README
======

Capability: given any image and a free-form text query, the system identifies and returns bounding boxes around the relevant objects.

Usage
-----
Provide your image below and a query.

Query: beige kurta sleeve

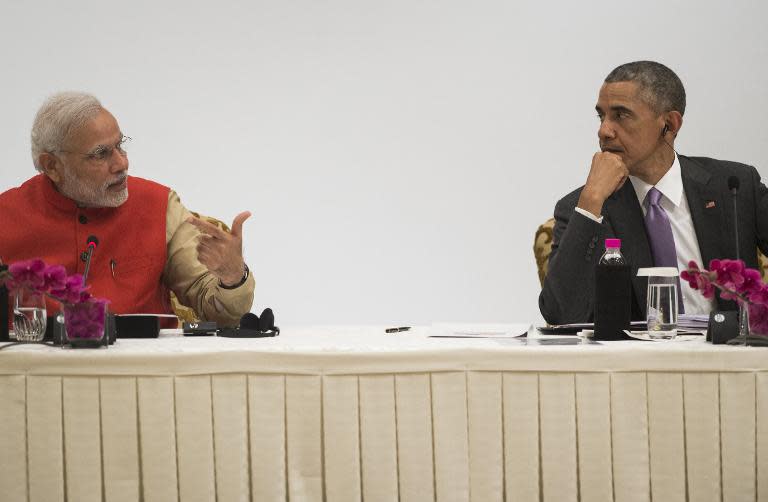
[162,190,255,327]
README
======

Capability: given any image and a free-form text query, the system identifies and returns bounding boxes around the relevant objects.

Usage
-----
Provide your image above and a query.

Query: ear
[38,152,64,184]
[663,111,683,138]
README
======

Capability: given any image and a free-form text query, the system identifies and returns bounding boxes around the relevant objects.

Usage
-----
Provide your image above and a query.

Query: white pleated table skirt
[0,327,766,502]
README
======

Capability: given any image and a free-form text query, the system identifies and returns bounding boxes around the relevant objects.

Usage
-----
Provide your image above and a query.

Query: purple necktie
[644,187,684,313]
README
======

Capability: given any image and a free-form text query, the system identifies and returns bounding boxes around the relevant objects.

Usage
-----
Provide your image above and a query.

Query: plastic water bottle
[599,238,626,266]
[594,238,632,340]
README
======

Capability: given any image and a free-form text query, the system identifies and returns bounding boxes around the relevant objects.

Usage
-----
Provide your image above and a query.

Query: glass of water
[646,270,679,340]
[13,289,47,342]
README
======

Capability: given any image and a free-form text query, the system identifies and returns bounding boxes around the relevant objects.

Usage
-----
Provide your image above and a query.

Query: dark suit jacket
[539,155,768,324]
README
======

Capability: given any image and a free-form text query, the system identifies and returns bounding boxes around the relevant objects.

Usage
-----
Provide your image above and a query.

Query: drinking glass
[13,289,47,342]
[647,274,678,339]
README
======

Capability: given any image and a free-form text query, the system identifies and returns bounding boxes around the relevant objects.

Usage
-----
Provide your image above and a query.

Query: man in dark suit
[539,61,768,324]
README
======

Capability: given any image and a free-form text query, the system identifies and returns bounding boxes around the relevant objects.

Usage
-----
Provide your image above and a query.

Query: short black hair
[605,61,686,116]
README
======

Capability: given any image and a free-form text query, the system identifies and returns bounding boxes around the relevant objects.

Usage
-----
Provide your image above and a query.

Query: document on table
[677,313,709,330]
[428,323,531,338]
[117,314,178,318]
[538,321,646,334]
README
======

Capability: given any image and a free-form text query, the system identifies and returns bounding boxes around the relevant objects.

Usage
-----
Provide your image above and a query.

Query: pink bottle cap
[605,238,621,248]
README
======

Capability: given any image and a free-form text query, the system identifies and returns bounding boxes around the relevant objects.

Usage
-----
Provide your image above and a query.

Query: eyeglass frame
[53,134,132,164]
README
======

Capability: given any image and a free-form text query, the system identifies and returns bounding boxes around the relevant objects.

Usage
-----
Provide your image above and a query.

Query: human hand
[187,211,251,286]
[577,152,629,217]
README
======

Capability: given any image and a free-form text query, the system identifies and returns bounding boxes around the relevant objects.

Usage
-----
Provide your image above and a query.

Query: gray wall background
[1,1,766,325]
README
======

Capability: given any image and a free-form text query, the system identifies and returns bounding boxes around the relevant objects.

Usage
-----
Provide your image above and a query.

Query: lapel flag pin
[705,200,716,209]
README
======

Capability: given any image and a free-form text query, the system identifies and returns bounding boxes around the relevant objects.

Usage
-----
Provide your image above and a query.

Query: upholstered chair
[533,218,555,287]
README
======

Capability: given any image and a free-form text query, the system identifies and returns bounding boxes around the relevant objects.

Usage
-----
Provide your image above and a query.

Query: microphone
[82,235,99,285]
[728,175,740,194]
[728,176,740,261]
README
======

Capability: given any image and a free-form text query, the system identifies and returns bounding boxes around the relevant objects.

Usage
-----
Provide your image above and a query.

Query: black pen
[385,326,411,333]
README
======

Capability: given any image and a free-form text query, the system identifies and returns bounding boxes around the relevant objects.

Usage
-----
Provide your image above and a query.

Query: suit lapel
[603,182,653,313]
[680,156,725,267]
[681,156,736,310]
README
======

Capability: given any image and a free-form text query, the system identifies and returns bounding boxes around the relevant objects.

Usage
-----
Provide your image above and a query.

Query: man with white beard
[0,92,254,326]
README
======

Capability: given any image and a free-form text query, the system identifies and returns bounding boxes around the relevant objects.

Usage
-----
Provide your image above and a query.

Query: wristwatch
[219,263,250,290]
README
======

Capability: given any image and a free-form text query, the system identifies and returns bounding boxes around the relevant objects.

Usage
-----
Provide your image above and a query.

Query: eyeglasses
[56,135,132,164]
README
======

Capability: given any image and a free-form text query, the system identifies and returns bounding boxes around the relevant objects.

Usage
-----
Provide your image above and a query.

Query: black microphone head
[86,235,99,248]
[259,308,275,331]
[240,312,260,330]
[728,176,740,193]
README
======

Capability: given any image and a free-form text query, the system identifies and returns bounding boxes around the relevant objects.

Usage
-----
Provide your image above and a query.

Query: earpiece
[660,123,680,156]
[240,312,261,330]
[217,308,280,338]
[225,308,280,337]
[258,308,275,331]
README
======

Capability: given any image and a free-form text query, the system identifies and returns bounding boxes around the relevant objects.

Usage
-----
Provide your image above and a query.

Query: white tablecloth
[1,326,767,502]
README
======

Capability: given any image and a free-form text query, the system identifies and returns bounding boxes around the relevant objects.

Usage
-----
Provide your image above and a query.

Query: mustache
[105,174,128,188]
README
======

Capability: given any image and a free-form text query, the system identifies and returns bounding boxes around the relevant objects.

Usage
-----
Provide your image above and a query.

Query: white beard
[58,169,129,208]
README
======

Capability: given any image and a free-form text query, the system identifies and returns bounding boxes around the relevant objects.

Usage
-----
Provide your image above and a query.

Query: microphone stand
[734,194,750,346]
[82,244,96,286]
[727,183,750,345]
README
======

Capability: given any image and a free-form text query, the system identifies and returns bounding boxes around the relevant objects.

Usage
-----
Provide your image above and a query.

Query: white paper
[428,323,531,338]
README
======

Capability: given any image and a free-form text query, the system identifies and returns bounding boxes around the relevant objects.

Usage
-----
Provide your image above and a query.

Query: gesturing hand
[577,152,629,217]
[187,211,251,286]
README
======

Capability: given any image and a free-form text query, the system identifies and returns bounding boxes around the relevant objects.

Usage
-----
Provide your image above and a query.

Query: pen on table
[385,326,411,333]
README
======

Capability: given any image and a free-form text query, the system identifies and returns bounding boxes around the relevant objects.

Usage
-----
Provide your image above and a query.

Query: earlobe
[38,152,63,184]
[665,111,683,138]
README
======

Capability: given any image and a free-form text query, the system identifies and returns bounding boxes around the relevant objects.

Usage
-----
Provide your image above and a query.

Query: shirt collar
[628,154,683,208]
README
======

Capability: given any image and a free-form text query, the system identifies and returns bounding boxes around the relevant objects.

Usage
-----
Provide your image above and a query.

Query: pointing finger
[187,216,228,239]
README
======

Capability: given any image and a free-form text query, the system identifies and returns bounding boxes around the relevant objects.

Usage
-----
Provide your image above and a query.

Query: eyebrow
[86,134,124,154]
[595,105,634,116]
[611,105,634,115]
[86,144,110,156]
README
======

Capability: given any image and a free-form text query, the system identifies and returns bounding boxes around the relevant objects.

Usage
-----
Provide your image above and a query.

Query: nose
[598,119,616,142]
[109,149,129,174]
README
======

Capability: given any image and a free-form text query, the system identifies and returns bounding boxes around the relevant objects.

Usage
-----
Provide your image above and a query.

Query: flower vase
[63,301,107,348]
[13,288,47,342]
[727,301,768,346]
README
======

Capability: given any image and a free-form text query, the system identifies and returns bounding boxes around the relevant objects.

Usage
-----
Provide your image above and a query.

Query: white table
[1,326,767,502]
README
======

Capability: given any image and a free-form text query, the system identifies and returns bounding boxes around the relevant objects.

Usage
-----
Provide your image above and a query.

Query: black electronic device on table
[114,315,160,338]
[182,321,218,336]
[218,308,280,338]
[707,311,739,344]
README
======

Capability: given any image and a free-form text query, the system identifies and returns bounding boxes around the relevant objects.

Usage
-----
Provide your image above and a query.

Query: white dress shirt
[575,154,717,314]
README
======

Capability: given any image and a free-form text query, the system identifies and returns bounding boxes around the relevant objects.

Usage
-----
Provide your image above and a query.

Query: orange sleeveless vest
[0,175,172,316]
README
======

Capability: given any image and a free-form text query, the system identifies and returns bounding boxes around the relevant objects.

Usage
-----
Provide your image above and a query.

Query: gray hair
[30,92,103,172]
[605,61,686,116]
